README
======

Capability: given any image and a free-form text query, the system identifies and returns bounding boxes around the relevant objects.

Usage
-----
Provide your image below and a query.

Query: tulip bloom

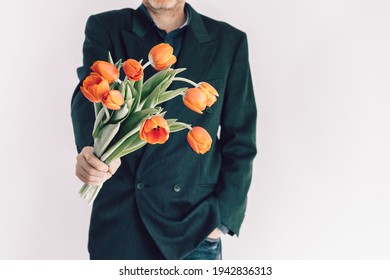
[123,59,143,81]
[80,73,109,103]
[140,116,170,144]
[182,88,208,114]
[101,90,124,110]
[148,43,177,71]
[187,127,212,154]
[198,82,219,107]
[90,61,119,83]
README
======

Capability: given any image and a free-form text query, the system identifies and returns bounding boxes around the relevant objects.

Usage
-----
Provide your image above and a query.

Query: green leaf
[92,107,106,138]
[157,87,187,105]
[166,118,178,126]
[123,84,131,101]
[140,68,186,105]
[142,68,170,99]
[142,76,173,109]
[94,122,121,158]
[126,81,140,111]
[134,75,143,98]
[104,134,147,163]
[115,59,123,72]
[100,107,162,162]
[118,107,161,138]
[126,98,134,114]
[171,68,187,75]
[109,104,129,124]
[120,137,147,156]
[108,52,114,65]
[93,102,103,118]
[118,81,125,96]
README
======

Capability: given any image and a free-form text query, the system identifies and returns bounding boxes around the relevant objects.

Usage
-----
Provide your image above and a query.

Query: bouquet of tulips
[78,43,219,204]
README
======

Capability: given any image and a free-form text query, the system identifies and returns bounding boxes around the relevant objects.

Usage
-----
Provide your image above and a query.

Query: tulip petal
[139,116,170,145]
[187,131,200,153]
[101,90,124,110]
[187,127,212,154]
[149,43,176,71]
[151,115,170,131]
[123,59,143,81]
[198,82,219,107]
[157,128,169,144]
[103,102,121,110]
[143,119,156,133]
[149,43,173,63]
[147,130,161,144]
[183,88,208,114]
[91,61,119,83]
[183,99,204,114]
[108,90,125,105]
[199,82,219,97]
[96,80,110,99]
[80,86,99,103]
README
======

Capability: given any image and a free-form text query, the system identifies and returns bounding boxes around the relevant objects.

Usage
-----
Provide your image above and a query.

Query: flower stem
[183,123,193,130]
[93,102,102,118]
[103,106,111,123]
[172,77,198,87]
[143,60,151,69]
[100,126,141,162]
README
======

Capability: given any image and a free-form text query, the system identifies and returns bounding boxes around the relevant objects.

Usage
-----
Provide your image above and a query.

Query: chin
[145,0,184,10]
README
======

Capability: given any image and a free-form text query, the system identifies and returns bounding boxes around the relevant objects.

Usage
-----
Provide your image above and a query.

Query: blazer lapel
[123,5,219,171]
[162,5,219,122]
[120,7,160,80]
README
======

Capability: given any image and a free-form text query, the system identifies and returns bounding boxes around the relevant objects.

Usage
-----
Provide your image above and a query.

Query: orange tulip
[90,61,119,83]
[123,59,143,81]
[139,116,170,144]
[182,88,208,114]
[148,43,177,71]
[101,90,124,110]
[198,82,219,107]
[187,127,212,154]
[80,73,109,103]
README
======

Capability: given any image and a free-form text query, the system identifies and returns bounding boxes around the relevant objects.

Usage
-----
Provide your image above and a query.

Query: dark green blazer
[71,4,257,260]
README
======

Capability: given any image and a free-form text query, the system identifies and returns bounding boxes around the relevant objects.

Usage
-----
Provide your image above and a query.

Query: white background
[0,0,389,259]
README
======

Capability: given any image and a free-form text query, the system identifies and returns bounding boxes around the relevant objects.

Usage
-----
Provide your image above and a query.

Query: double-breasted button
[173,184,181,192]
[136,183,144,190]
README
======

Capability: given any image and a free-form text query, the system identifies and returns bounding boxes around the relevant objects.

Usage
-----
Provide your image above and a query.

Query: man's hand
[75,146,121,185]
[208,227,223,239]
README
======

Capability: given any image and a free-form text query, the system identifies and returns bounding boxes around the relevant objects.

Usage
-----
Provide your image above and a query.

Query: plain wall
[1,0,389,259]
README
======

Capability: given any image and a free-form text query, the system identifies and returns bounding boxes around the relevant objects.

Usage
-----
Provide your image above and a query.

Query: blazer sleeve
[71,15,113,153]
[215,33,257,236]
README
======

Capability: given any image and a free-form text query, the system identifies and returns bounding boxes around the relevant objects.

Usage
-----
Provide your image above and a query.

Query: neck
[144,3,186,33]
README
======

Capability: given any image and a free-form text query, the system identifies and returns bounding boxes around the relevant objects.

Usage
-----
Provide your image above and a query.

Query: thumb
[108,158,121,175]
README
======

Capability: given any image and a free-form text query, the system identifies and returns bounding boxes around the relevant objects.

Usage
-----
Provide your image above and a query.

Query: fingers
[108,158,121,175]
[207,228,223,239]
[75,146,112,185]
[76,156,111,185]
[82,146,109,172]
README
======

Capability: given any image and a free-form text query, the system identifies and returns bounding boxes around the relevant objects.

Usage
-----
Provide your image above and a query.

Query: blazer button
[136,183,144,190]
[205,107,212,113]
[173,184,181,192]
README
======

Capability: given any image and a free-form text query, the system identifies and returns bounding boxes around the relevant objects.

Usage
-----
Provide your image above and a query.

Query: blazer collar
[131,3,211,43]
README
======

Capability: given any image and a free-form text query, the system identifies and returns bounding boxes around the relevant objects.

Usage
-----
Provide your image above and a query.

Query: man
[71,0,256,260]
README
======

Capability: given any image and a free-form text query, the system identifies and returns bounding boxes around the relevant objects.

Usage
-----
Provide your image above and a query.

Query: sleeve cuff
[218,223,230,235]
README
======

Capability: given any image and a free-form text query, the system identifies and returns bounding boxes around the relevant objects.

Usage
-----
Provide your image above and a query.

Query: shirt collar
[140,3,192,33]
